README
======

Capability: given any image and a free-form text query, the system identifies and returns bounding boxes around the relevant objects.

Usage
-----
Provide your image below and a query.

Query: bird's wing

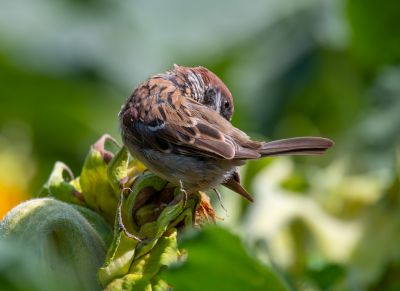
[127,94,260,160]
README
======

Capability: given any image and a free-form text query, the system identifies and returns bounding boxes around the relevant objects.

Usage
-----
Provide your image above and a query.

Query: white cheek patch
[148,123,165,131]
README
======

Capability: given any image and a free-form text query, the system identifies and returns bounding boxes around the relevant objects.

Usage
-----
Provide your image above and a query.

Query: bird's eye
[224,100,230,109]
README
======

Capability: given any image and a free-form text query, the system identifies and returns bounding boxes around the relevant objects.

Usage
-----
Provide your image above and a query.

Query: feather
[258,137,334,157]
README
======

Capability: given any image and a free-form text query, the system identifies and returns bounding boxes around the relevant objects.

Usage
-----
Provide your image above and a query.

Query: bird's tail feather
[259,137,334,157]
[223,178,254,202]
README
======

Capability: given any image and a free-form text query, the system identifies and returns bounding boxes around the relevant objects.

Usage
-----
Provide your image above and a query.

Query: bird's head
[173,65,234,121]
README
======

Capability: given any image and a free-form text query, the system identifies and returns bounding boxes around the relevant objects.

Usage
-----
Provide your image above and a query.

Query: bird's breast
[123,138,239,193]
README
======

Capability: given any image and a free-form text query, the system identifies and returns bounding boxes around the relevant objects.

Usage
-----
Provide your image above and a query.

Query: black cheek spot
[204,88,217,105]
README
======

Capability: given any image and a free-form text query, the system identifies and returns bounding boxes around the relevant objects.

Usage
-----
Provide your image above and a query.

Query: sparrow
[119,65,333,202]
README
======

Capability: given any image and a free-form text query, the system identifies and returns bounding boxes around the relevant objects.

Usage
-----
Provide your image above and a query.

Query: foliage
[162,226,289,291]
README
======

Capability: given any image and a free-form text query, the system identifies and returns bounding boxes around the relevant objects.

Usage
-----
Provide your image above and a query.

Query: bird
[119,65,333,202]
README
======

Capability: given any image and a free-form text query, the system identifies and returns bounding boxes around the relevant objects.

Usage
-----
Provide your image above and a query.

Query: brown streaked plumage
[119,65,334,202]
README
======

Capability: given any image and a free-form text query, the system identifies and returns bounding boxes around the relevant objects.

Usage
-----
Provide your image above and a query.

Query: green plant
[0,135,287,290]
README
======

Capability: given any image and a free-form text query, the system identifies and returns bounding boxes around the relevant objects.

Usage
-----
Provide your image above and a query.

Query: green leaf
[38,161,85,205]
[80,136,120,224]
[134,199,184,259]
[134,187,200,259]
[107,146,130,194]
[162,226,289,291]
[305,263,346,290]
[103,231,179,291]
[347,0,400,69]
[98,221,140,287]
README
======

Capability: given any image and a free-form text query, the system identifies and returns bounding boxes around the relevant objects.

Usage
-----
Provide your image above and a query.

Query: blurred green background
[1,0,400,290]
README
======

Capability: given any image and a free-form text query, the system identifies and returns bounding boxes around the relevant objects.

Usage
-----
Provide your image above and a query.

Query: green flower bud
[0,198,111,290]
[98,172,203,290]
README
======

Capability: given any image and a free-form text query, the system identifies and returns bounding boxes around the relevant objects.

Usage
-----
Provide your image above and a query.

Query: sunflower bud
[0,198,111,290]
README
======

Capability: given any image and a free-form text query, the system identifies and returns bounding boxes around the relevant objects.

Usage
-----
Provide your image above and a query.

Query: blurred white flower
[243,158,370,267]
